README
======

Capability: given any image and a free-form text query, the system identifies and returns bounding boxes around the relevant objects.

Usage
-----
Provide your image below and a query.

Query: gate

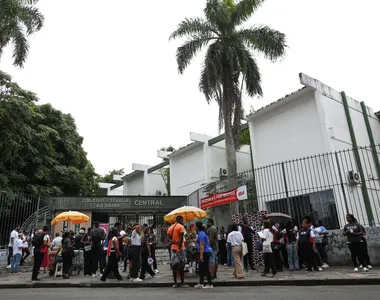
[121,212,138,228]
[138,213,154,227]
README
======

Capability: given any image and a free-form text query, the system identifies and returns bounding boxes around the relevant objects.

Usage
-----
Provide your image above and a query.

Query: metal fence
[189,145,380,229]
[0,192,42,247]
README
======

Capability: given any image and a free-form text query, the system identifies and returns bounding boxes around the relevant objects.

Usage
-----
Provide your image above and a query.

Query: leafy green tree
[98,169,125,184]
[0,71,98,196]
[0,0,44,67]
[159,146,176,195]
[170,0,286,209]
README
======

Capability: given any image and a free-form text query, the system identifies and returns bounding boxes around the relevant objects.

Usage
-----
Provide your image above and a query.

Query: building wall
[170,144,207,196]
[144,171,167,196]
[123,173,144,195]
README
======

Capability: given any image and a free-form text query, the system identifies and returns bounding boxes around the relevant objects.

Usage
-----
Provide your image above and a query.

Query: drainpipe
[341,92,374,224]
[360,101,380,180]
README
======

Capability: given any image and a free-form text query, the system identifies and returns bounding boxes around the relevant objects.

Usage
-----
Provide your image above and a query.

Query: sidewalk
[0,264,379,289]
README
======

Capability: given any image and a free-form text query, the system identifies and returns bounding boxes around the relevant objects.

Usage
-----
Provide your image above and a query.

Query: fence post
[335,152,349,213]
[281,162,292,216]
[35,196,40,230]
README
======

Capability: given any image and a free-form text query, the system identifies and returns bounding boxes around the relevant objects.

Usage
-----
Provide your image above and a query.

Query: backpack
[32,232,44,249]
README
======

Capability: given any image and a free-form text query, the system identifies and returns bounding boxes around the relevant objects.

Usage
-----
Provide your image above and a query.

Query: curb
[1,278,380,289]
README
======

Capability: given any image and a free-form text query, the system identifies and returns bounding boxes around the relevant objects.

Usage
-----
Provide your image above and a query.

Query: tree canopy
[0,0,44,67]
[0,71,98,196]
[97,169,125,184]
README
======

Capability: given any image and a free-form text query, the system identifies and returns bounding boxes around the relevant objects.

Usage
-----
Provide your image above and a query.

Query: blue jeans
[11,253,21,273]
[226,243,234,266]
[286,242,299,270]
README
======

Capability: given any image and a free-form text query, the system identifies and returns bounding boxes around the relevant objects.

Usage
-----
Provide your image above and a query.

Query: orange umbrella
[51,211,89,226]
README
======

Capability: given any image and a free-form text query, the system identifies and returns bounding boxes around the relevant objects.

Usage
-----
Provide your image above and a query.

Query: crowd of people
[5,212,374,287]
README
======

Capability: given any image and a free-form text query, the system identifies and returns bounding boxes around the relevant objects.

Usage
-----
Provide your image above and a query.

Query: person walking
[194,221,213,289]
[344,214,369,272]
[167,216,188,288]
[206,218,219,279]
[91,222,106,277]
[100,228,123,282]
[227,224,244,279]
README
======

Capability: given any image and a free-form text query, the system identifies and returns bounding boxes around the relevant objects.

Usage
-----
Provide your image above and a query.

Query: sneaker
[180,284,189,288]
[194,284,204,289]
[359,265,363,269]
[322,263,329,268]
[154,269,159,274]
[368,265,373,269]
[318,267,323,271]
[130,278,134,282]
[172,284,178,288]
[363,267,369,272]
[6,265,11,269]
[354,268,359,272]
[203,285,214,289]
[133,278,143,282]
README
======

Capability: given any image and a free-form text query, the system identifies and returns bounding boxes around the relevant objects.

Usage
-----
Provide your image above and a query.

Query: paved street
[1,286,379,300]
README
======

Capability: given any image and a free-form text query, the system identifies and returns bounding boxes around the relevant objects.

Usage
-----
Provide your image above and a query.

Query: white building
[247,73,380,228]
[98,182,123,196]
[122,163,167,196]
[169,132,252,205]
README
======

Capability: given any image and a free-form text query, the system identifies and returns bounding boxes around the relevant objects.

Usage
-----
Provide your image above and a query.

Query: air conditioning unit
[156,190,163,196]
[348,171,360,185]
[220,168,228,178]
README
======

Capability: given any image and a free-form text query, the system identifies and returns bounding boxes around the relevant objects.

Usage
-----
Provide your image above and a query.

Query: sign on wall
[201,185,248,210]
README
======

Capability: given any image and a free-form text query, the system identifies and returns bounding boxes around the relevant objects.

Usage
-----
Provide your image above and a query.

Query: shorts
[209,251,218,264]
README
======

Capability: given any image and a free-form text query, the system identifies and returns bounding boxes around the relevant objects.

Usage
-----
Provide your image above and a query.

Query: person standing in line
[31,226,48,281]
[91,222,106,277]
[130,224,143,282]
[40,228,50,273]
[139,227,156,281]
[167,216,188,288]
[358,224,372,269]
[313,220,329,268]
[226,224,234,267]
[206,218,219,279]
[218,226,227,266]
[194,221,213,289]
[20,231,30,266]
[238,216,256,271]
[101,228,123,282]
[149,226,159,274]
[344,214,369,272]
[285,220,299,271]
[81,227,92,276]
[11,233,25,274]
[261,220,277,278]
[297,217,318,272]
[62,231,74,279]
[227,224,244,279]
[7,225,20,269]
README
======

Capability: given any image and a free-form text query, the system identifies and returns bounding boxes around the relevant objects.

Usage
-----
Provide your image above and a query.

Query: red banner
[201,186,247,210]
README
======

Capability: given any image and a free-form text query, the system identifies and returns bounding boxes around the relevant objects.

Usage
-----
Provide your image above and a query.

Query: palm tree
[170,0,286,198]
[0,0,44,67]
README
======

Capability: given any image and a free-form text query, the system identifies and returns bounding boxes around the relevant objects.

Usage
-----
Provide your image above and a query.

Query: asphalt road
[0,286,378,300]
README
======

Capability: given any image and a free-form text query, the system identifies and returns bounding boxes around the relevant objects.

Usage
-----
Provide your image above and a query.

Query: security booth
[49,195,187,245]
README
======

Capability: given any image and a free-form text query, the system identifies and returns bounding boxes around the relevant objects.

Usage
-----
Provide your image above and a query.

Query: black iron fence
[190,145,380,229]
[0,192,42,247]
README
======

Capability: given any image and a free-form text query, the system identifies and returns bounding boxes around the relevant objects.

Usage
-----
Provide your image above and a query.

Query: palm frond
[231,0,264,26]
[243,51,262,97]
[238,26,287,61]
[11,24,29,67]
[176,34,214,74]
[18,6,44,34]
[204,0,230,31]
[169,18,218,40]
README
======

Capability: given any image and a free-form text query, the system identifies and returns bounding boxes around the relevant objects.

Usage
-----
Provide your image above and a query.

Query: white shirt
[44,234,50,242]
[120,230,126,236]
[8,230,18,247]
[227,231,244,246]
[13,239,23,255]
[52,236,63,248]
[131,230,141,246]
[263,228,274,241]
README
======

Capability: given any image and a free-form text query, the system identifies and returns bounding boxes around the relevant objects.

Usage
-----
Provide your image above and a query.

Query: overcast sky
[1,0,379,176]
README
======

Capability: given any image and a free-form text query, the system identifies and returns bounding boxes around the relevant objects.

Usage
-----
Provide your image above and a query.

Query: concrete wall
[326,226,380,265]
[144,171,166,196]
[123,173,144,195]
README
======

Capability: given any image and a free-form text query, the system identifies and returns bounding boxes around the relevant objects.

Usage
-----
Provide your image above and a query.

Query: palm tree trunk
[222,64,239,214]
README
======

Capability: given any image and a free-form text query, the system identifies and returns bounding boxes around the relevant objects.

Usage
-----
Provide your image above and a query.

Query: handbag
[271,241,281,250]
[255,240,263,252]
[262,239,273,253]
[242,241,248,256]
